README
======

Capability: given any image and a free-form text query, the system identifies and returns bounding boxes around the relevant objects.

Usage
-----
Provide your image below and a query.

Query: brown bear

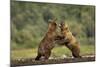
[58,22,82,58]
[35,19,57,60]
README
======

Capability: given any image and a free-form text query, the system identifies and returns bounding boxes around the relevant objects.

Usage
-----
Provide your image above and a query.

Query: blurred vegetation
[11,1,95,51]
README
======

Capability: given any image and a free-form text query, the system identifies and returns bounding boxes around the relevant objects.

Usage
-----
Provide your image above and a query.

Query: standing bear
[58,22,82,58]
[35,19,57,60]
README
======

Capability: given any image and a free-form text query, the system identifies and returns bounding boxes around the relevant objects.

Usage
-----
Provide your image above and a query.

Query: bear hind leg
[72,51,82,58]
[43,51,51,60]
[35,54,41,60]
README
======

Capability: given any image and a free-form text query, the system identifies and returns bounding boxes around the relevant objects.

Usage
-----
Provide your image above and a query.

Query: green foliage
[11,1,95,49]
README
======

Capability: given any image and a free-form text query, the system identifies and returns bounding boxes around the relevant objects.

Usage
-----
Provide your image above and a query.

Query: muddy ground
[11,55,95,67]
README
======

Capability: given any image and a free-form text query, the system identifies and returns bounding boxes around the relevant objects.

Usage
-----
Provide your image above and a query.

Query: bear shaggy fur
[59,22,82,58]
[35,19,57,60]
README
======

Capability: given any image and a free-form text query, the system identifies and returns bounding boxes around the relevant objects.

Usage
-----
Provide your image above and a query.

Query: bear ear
[60,21,65,26]
[48,19,52,23]
[48,18,57,23]
[53,18,57,22]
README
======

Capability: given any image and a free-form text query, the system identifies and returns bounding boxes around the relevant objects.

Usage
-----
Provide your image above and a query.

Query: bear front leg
[54,34,65,40]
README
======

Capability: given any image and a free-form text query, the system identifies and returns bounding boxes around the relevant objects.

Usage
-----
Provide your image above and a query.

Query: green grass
[11,49,37,59]
[80,45,95,55]
[11,45,95,59]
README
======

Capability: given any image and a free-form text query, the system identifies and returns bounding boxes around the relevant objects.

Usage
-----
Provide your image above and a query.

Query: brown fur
[59,22,82,58]
[35,19,57,60]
